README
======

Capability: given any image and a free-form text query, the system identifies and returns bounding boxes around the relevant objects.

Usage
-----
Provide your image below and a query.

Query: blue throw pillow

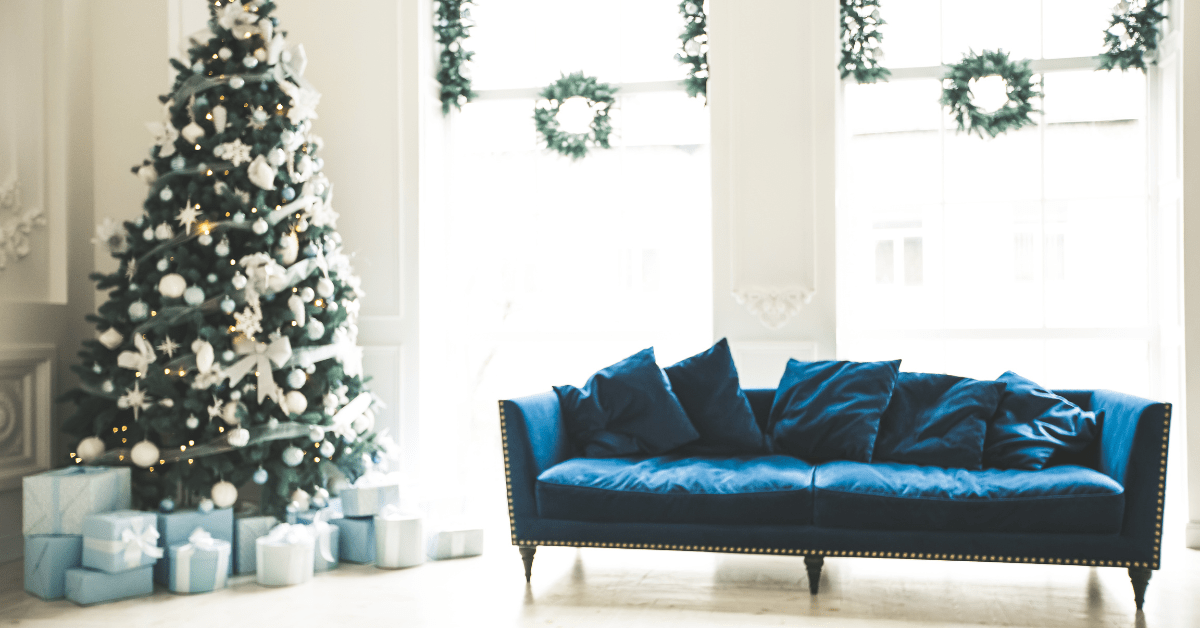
[664,338,768,454]
[768,359,901,462]
[554,348,700,457]
[983,371,1100,470]
[874,373,1006,470]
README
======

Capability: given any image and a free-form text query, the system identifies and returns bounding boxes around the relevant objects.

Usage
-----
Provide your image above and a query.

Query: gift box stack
[155,506,234,591]
[331,477,408,566]
[22,467,159,605]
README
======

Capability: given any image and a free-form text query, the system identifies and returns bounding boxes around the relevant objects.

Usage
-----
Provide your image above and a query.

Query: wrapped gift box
[24,534,82,600]
[168,529,231,594]
[155,507,233,584]
[375,507,424,569]
[331,516,375,564]
[23,467,131,535]
[64,566,152,606]
[295,498,343,524]
[256,524,315,587]
[427,526,484,561]
[82,510,162,573]
[234,515,278,575]
[310,521,339,573]
[341,483,399,517]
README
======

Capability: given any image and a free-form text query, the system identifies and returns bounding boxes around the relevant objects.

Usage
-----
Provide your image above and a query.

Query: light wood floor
[2,517,1198,628]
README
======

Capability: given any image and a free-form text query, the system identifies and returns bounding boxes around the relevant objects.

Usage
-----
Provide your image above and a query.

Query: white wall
[1180,0,1200,549]
[709,0,838,387]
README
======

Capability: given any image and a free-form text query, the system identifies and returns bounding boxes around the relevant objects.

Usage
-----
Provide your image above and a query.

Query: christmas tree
[63,0,384,518]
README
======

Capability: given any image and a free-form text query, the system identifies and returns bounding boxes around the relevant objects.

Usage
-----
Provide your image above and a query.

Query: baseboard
[1187,521,1200,550]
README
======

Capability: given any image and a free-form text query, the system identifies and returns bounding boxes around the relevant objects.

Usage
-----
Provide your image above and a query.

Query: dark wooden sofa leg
[804,555,824,594]
[520,546,537,582]
[1129,566,1152,610]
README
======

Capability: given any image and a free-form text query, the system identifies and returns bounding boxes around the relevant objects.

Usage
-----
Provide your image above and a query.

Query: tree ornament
[220,296,236,314]
[222,350,236,362]
[221,401,243,425]
[243,55,259,68]
[287,369,307,389]
[248,155,276,190]
[159,498,176,513]
[211,480,238,508]
[230,389,242,401]
[281,186,296,201]
[299,286,315,301]
[215,236,231,256]
[675,0,709,100]
[198,498,215,513]
[229,76,245,90]
[130,440,160,467]
[228,427,251,447]
[353,407,375,434]
[156,258,170,272]
[283,390,308,415]
[218,47,233,61]
[128,300,150,321]
[170,156,186,171]
[281,445,305,467]
[206,273,218,283]
[253,467,269,485]
[142,227,154,241]
[308,425,325,442]
[98,327,124,350]
[76,436,106,462]
[252,218,269,235]
[268,148,287,167]
[290,488,311,511]
[102,380,115,393]
[941,50,1041,139]
[534,73,617,160]
[319,441,335,458]
[156,336,180,358]
[158,273,187,298]
[231,272,248,290]
[305,319,325,340]
[160,187,174,201]
[186,415,200,429]
[315,277,335,298]
[198,234,213,246]
[840,0,890,84]
[181,122,206,144]
[184,286,206,306]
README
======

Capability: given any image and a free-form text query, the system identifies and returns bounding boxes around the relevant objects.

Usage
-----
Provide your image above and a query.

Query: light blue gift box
[23,467,131,535]
[155,507,233,584]
[340,483,399,517]
[82,510,162,573]
[64,566,152,606]
[235,515,278,574]
[331,516,375,563]
[24,534,82,600]
[168,530,231,594]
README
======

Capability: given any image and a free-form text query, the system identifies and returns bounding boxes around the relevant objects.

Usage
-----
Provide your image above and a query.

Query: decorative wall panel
[0,346,53,492]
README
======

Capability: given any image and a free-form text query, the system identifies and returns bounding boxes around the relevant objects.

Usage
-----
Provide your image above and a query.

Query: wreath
[675,1,708,102]
[840,0,890,84]
[435,0,477,114]
[534,73,617,160]
[940,50,1041,139]
[1099,0,1167,73]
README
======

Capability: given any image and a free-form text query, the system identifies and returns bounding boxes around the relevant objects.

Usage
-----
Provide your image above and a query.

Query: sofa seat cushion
[813,461,1124,534]
[537,455,815,525]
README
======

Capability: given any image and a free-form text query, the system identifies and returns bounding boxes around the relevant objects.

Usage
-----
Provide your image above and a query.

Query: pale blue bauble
[281,186,296,201]
[232,212,246,224]
[191,61,204,73]
[220,297,235,314]
[159,187,173,201]
[286,369,306,389]
[159,498,175,513]
[156,258,169,271]
[171,156,186,170]
[184,286,205,306]
[281,445,305,467]
[252,467,269,485]
[206,273,218,283]
[128,301,149,321]
[197,498,215,513]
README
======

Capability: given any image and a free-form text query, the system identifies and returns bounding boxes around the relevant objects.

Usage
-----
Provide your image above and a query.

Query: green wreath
[534,73,617,160]
[940,50,1041,139]
[840,0,890,84]
[1099,0,1167,73]
[435,0,477,114]
[675,1,708,102]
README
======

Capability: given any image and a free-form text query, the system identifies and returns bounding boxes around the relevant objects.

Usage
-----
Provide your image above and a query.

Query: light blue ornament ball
[159,498,176,513]
[195,96,209,108]
[207,273,218,283]
[197,498,215,513]
[220,297,236,314]
[159,187,173,201]
[281,186,296,201]
[184,286,205,306]
[305,320,325,341]
[171,156,186,171]
[303,244,319,258]
[156,258,169,271]
[286,369,306,389]
[314,157,324,171]
[252,467,269,485]
[282,445,305,467]
[128,301,149,321]
[191,61,204,73]
[198,234,213,246]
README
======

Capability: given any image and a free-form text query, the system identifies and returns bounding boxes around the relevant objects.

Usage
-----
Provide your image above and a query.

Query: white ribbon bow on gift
[225,335,292,404]
[174,528,228,593]
[120,524,164,568]
[309,511,336,564]
[264,522,311,545]
[117,333,157,374]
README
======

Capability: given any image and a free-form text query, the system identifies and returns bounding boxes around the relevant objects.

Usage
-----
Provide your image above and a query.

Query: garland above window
[675,1,708,102]
[435,0,477,114]
[940,50,1041,139]
[534,73,617,161]
[1099,0,1167,72]
[840,0,889,84]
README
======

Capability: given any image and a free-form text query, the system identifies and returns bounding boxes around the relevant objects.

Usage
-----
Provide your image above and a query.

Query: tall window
[836,0,1165,397]
[421,1,711,500]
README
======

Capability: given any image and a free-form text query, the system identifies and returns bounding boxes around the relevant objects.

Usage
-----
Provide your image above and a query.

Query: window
[421,0,711,497]
[836,0,1168,397]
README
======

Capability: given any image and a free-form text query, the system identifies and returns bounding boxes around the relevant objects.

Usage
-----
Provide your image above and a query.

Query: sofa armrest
[1088,389,1172,554]
[500,392,573,536]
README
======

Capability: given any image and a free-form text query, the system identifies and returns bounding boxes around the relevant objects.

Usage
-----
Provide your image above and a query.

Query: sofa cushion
[554,347,700,457]
[874,373,1005,470]
[768,359,901,462]
[536,455,815,525]
[664,338,768,454]
[984,371,1101,470]
[813,461,1124,534]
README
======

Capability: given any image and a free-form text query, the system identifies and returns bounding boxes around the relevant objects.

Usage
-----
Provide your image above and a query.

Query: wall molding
[0,345,54,492]
[731,286,815,330]
[0,172,48,271]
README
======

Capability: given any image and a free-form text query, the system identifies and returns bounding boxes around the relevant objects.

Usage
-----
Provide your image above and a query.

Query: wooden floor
[2,519,1198,628]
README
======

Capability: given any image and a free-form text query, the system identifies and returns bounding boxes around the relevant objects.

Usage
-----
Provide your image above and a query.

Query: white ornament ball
[323,393,338,408]
[221,401,242,425]
[319,441,335,458]
[211,480,238,508]
[158,273,187,298]
[197,498,215,513]
[229,390,242,401]
[215,239,231,256]
[232,212,246,224]
[142,227,154,241]
[198,234,213,246]
[130,440,160,468]
[186,415,200,429]
[284,390,308,415]
[218,47,233,60]
[128,300,150,321]
[287,369,307,389]
[315,277,335,298]
[327,300,338,312]
[184,286,205,306]
[159,187,174,201]
[281,445,305,467]
[290,488,310,511]
[252,218,268,235]
[268,148,287,167]
[308,425,325,441]
[242,55,259,68]
[299,287,315,301]
[305,319,325,341]
[222,350,236,362]
[231,272,248,290]
[156,258,170,271]
[220,297,236,314]
[229,76,245,89]
[102,380,115,393]
[76,436,106,463]
[228,427,250,447]
[254,47,268,62]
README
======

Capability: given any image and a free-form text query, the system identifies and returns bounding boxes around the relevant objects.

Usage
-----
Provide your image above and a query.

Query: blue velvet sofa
[499,388,1172,610]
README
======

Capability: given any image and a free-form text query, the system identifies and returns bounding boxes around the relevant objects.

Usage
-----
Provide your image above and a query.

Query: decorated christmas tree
[63,0,384,518]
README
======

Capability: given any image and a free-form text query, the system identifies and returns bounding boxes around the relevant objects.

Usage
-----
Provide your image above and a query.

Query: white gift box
[374,506,423,570]
[23,467,131,535]
[426,526,484,561]
[256,524,315,587]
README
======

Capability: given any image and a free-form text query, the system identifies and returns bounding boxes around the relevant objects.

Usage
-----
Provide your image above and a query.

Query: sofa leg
[1129,566,1152,610]
[520,546,537,583]
[804,555,824,595]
